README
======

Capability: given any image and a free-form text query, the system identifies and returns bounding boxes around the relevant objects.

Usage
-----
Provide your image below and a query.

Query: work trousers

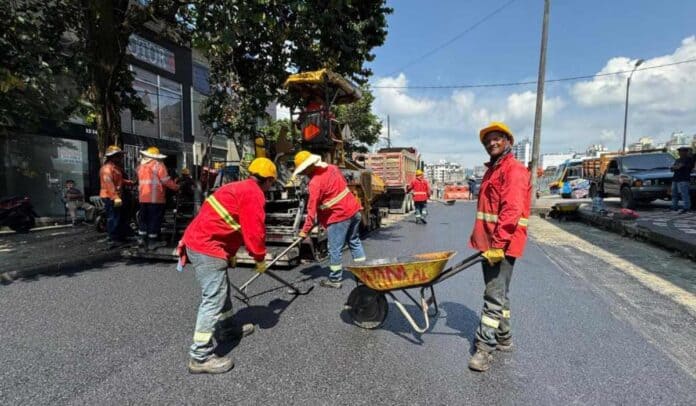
[327,212,366,282]
[475,256,515,352]
[671,181,691,211]
[187,248,235,361]
[66,200,95,222]
[414,202,428,219]
[138,203,165,239]
[102,198,130,242]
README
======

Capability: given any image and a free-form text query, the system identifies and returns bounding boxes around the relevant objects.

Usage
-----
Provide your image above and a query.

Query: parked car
[588,152,694,209]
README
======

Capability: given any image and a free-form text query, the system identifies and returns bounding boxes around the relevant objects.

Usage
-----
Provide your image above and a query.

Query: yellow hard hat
[415,169,424,176]
[479,122,514,145]
[294,150,312,169]
[105,145,123,157]
[140,146,166,159]
[248,157,277,179]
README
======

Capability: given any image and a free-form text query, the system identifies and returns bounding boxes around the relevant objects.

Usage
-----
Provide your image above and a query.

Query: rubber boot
[187,354,234,374]
[147,237,166,251]
[137,235,146,249]
[468,349,493,372]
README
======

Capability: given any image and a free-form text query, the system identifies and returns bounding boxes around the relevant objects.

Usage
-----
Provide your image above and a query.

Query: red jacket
[408,177,431,202]
[301,164,362,233]
[137,160,179,204]
[469,153,531,258]
[182,179,267,262]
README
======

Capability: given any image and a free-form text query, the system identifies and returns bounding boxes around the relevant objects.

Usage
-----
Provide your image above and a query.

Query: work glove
[255,260,268,273]
[298,230,308,239]
[113,197,122,207]
[228,256,237,268]
[482,248,505,266]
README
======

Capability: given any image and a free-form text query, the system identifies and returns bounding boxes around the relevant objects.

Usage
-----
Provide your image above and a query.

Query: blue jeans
[414,202,427,219]
[102,198,129,241]
[327,212,366,281]
[671,181,691,211]
[186,248,234,361]
[138,203,165,238]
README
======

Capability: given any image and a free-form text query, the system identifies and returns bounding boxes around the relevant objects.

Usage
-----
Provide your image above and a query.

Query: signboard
[127,34,176,73]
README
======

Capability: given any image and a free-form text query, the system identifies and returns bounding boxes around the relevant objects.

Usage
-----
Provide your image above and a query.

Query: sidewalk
[0,225,121,282]
[533,196,696,260]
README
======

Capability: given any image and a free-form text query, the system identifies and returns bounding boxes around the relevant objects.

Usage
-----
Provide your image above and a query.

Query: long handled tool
[233,236,314,302]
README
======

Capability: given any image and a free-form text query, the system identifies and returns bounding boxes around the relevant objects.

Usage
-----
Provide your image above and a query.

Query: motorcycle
[0,196,38,233]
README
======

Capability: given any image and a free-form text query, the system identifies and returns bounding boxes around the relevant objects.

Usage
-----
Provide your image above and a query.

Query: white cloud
[373,73,435,116]
[506,91,565,120]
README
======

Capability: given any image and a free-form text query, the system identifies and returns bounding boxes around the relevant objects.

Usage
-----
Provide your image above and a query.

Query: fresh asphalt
[1,202,695,405]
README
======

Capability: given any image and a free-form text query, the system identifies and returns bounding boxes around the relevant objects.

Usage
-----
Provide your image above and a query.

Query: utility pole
[530,0,550,205]
[387,115,391,148]
[622,59,644,153]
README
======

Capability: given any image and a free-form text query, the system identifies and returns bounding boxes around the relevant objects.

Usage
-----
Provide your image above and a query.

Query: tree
[333,84,382,146]
[1,2,80,130]
[189,0,391,143]
[1,1,187,155]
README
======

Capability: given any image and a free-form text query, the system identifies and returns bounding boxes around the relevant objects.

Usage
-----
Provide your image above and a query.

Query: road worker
[407,169,431,224]
[178,157,276,374]
[293,151,366,289]
[99,145,134,248]
[468,122,531,372]
[136,147,179,250]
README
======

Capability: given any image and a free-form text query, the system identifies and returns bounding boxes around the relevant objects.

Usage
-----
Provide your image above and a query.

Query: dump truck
[361,147,419,214]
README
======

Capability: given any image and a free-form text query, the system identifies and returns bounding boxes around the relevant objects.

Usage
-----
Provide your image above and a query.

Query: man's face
[678,149,689,158]
[482,131,511,158]
[260,178,275,192]
[66,182,74,188]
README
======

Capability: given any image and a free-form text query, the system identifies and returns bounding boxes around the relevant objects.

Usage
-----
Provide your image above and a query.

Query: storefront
[0,124,97,217]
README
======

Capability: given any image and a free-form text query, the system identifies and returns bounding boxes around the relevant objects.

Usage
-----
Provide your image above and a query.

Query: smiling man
[468,122,532,372]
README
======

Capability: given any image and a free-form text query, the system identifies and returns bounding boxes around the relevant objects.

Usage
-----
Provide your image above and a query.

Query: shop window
[120,66,183,141]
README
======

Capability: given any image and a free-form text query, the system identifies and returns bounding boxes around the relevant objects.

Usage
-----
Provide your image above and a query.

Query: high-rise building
[512,137,531,167]
[425,160,465,183]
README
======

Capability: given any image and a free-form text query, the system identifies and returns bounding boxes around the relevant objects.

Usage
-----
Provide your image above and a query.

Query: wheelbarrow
[343,251,482,333]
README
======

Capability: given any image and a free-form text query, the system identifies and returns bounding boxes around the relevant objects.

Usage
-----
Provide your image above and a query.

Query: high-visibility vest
[137,160,178,204]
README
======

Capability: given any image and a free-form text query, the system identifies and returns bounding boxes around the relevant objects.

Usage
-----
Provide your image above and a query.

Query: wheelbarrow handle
[435,252,484,284]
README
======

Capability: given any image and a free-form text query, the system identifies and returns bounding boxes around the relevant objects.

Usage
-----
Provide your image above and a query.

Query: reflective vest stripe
[206,196,240,230]
[413,191,427,195]
[151,163,160,202]
[476,211,528,227]
[319,187,351,210]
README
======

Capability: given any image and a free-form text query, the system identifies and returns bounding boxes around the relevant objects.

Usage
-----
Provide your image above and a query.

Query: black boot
[468,349,493,372]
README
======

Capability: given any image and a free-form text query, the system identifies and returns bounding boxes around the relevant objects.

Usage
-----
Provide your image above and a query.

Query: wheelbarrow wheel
[345,285,387,330]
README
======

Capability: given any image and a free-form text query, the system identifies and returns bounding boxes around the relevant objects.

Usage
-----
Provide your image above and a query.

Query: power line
[374,57,696,89]
[387,0,518,76]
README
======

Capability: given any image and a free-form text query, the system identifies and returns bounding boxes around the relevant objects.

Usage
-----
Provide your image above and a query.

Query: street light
[621,58,644,152]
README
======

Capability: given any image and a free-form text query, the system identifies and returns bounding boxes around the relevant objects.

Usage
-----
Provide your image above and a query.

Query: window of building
[121,65,183,141]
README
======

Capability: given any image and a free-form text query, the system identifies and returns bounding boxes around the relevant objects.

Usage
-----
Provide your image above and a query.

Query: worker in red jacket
[467,122,531,372]
[179,157,276,374]
[293,151,366,289]
[407,169,431,224]
[136,147,179,250]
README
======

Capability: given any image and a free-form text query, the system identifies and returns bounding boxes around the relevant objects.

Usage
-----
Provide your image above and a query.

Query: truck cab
[598,152,676,209]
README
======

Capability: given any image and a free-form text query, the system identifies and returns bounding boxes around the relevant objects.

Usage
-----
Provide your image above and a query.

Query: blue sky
[367,0,696,167]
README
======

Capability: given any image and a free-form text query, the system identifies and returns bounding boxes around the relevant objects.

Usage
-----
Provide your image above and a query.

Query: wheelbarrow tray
[345,251,456,292]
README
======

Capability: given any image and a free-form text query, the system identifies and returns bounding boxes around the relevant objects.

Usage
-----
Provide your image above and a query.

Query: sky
[365,0,696,168]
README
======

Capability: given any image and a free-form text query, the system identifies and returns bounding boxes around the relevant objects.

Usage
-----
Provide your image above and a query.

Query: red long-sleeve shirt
[469,153,531,258]
[301,164,362,233]
[182,179,267,261]
[408,177,431,202]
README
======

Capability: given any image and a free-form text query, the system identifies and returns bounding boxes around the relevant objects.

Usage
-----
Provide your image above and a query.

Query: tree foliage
[333,84,382,146]
[188,0,391,142]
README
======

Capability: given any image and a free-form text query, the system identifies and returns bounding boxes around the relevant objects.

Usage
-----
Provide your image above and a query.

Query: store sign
[127,34,176,73]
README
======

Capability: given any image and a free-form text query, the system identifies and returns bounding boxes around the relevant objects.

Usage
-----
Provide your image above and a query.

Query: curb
[576,209,696,260]
[1,250,123,282]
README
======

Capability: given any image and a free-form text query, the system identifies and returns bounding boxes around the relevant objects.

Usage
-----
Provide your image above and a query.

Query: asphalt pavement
[1,202,695,405]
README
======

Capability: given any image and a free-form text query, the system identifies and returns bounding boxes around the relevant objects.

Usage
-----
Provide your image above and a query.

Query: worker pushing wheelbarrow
[344,251,482,332]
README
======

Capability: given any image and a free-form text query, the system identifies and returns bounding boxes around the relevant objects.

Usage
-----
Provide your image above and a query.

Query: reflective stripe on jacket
[408,178,431,202]
[301,164,362,233]
[137,160,179,204]
[99,162,124,200]
[182,179,267,261]
[469,153,531,258]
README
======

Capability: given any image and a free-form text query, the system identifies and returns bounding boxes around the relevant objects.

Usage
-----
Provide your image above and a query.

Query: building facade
[512,137,531,167]
[425,160,465,183]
